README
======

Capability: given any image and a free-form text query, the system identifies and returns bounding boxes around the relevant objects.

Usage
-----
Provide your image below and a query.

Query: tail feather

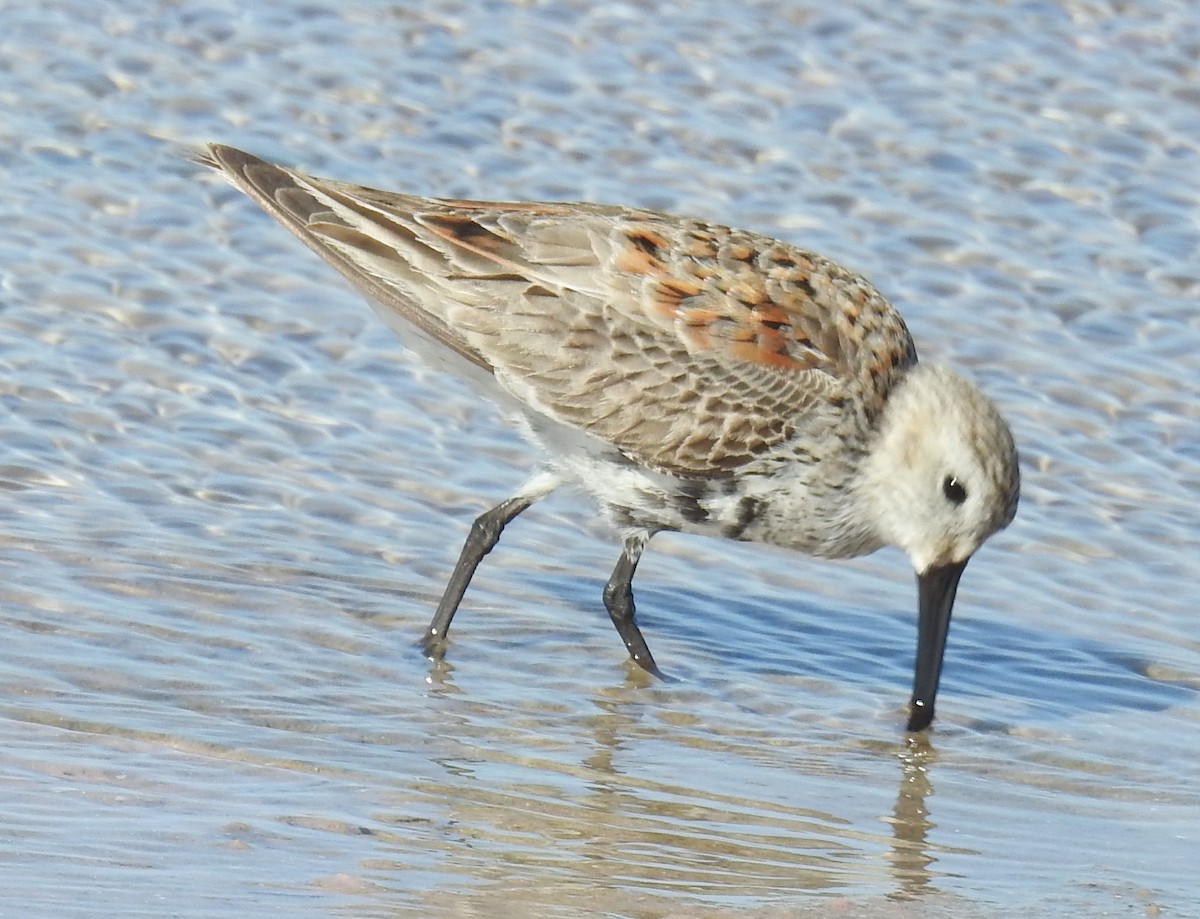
[198,144,493,375]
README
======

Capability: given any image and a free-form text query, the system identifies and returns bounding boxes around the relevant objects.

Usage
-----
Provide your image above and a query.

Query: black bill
[907,558,968,732]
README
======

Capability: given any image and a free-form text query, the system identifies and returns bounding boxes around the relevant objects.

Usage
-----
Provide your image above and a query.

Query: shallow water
[2,1,1199,916]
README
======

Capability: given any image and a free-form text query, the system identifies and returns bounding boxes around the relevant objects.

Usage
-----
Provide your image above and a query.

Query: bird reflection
[410,659,951,908]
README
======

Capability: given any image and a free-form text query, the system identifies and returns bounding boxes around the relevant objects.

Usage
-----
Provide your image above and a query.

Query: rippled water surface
[2,1,1199,916]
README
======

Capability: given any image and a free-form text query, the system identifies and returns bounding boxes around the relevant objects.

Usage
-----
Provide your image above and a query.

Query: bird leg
[602,532,662,677]
[422,473,559,656]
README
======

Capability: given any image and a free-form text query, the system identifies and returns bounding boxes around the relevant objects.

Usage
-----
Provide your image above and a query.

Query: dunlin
[199,145,1019,731]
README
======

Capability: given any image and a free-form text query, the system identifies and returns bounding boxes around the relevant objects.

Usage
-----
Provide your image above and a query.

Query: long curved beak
[907,558,968,732]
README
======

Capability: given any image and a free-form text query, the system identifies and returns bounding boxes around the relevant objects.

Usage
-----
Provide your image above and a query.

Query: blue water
[1,1,1198,917]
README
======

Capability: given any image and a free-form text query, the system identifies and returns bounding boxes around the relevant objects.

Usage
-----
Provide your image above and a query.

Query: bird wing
[201,145,916,478]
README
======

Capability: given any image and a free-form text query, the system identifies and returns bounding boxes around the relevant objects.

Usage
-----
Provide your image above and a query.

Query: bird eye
[942,475,968,505]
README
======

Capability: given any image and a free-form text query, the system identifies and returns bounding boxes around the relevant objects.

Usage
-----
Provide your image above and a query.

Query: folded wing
[202,145,916,477]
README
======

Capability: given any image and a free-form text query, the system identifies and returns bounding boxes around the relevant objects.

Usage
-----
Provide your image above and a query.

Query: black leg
[602,533,662,676]
[422,494,536,655]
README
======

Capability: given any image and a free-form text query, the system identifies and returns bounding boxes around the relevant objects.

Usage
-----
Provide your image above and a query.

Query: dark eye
[942,475,968,505]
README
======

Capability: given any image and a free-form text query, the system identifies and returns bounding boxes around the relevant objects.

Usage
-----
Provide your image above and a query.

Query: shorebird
[199,144,1019,731]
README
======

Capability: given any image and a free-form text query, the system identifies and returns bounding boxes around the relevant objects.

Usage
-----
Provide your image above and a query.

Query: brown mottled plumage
[199,144,1019,731]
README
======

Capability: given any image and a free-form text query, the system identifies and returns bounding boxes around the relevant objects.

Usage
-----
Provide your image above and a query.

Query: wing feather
[201,145,917,477]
